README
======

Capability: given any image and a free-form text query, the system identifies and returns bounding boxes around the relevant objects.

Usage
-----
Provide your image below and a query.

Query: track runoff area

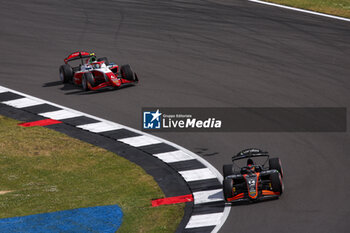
[0,85,230,233]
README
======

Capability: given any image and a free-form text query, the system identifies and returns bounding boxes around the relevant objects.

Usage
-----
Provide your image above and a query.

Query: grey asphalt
[0,0,349,232]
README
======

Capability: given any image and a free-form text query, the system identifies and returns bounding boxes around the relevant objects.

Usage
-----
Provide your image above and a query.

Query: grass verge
[264,0,350,18]
[0,115,184,232]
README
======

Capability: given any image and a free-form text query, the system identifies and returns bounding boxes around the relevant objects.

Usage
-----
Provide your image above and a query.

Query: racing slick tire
[270,172,283,194]
[120,64,136,81]
[269,158,283,177]
[59,64,73,83]
[82,73,95,91]
[223,164,234,178]
[223,179,234,201]
[97,57,109,65]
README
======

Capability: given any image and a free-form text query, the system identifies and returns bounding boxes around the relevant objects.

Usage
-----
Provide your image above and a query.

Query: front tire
[223,164,234,178]
[270,172,283,194]
[82,73,94,91]
[223,179,234,201]
[269,157,283,177]
[120,64,136,81]
[59,64,73,83]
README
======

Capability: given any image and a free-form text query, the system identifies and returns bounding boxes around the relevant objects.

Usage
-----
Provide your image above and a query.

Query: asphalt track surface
[1,0,349,232]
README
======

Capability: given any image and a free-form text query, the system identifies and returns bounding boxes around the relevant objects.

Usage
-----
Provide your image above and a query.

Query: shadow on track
[43,81,136,95]
[225,196,280,207]
[42,81,62,87]
[194,147,219,157]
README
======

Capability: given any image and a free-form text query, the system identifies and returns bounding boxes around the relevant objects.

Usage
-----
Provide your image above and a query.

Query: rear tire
[59,64,73,83]
[223,164,234,178]
[97,57,109,65]
[270,172,283,194]
[120,64,135,81]
[223,179,234,201]
[269,157,283,177]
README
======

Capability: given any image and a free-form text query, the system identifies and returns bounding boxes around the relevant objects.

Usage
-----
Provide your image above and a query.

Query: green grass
[264,0,350,18]
[0,115,184,233]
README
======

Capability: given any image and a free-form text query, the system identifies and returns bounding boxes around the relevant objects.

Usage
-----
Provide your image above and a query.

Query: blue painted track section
[0,205,123,233]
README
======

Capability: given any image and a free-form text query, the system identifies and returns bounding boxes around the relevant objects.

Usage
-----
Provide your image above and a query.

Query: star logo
[143,109,162,129]
[150,109,162,122]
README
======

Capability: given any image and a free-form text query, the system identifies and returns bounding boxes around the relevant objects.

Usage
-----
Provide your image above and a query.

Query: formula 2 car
[223,148,284,203]
[59,51,138,91]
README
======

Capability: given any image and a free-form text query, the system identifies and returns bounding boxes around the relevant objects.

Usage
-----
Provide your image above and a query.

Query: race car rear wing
[232,152,269,162]
[64,51,95,64]
[232,148,269,162]
[231,148,271,170]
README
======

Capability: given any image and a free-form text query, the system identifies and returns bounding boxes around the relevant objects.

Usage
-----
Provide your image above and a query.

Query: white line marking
[153,150,194,163]
[2,97,43,108]
[118,135,160,147]
[77,121,123,133]
[186,212,224,228]
[179,168,217,182]
[39,109,82,120]
[193,189,224,204]
[248,0,350,22]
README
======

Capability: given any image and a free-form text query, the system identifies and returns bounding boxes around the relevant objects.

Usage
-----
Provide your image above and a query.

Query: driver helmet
[89,56,97,64]
[247,158,255,170]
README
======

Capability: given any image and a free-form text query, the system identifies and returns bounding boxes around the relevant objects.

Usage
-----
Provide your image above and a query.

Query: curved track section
[1,0,350,232]
[0,85,229,232]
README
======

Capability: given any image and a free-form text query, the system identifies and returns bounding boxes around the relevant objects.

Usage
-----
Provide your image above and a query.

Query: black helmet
[247,158,254,166]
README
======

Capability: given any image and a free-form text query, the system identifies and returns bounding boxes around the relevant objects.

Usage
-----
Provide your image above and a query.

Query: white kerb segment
[179,168,217,182]
[39,109,83,120]
[77,121,123,133]
[118,135,161,147]
[153,150,194,163]
[192,189,224,204]
[186,212,224,228]
[0,86,9,93]
[2,97,43,108]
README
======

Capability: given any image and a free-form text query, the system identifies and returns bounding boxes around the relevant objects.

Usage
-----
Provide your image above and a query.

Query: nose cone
[109,73,121,87]
[114,79,121,86]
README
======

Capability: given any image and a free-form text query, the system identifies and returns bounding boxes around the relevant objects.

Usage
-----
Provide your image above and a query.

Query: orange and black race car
[223,148,284,203]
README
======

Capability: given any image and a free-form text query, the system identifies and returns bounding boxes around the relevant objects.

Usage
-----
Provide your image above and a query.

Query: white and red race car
[59,51,138,91]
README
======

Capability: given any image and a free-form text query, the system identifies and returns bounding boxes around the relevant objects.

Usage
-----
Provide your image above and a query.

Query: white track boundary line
[248,0,350,22]
[0,85,231,233]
